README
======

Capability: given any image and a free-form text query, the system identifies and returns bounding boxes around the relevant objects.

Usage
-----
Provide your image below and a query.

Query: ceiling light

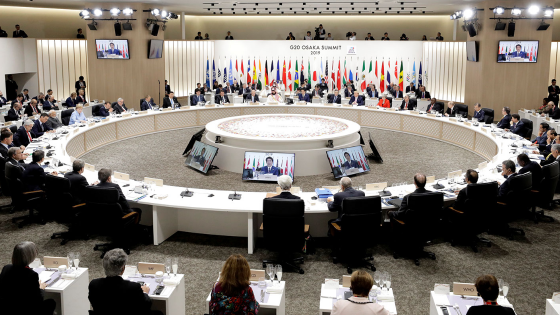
[544,6,554,17]
[79,9,90,18]
[151,8,160,16]
[511,7,522,16]
[110,8,120,16]
[528,5,539,15]
[463,8,474,19]
[455,10,462,18]
[161,10,168,18]
[493,6,504,15]
[450,14,455,20]
[123,8,133,15]
[93,9,103,16]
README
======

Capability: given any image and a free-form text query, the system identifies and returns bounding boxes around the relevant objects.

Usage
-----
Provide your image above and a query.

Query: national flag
[373,59,377,86]
[394,60,398,85]
[399,60,404,91]
[288,59,292,92]
[312,58,317,82]
[343,59,347,86]
[265,60,269,86]
[325,58,329,88]
[277,60,280,83]
[240,58,244,84]
[223,58,227,83]
[320,58,324,81]
[307,59,311,86]
[380,61,385,93]
[253,59,257,83]
[294,60,299,89]
[258,59,262,87]
[301,58,305,86]
[236,59,240,83]
[270,59,274,85]
[331,58,336,91]
[206,59,210,88]
[212,59,216,85]
[412,61,416,87]
[418,62,423,86]
[217,59,222,84]
[284,158,288,176]
[337,59,341,91]
[228,58,233,84]
[361,60,367,91]
[247,59,251,84]
[282,59,287,86]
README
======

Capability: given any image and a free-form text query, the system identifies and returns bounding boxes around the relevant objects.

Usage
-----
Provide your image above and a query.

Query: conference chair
[9,125,17,134]
[82,186,140,258]
[530,161,558,223]
[6,163,46,228]
[520,118,533,140]
[61,109,74,126]
[435,101,445,114]
[139,99,144,107]
[455,103,469,117]
[4,115,10,123]
[91,104,102,116]
[482,108,495,124]
[0,157,15,212]
[261,198,306,274]
[447,182,498,252]
[327,93,333,101]
[495,172,531,239]
[330,196,382,273]
[390,192,444,266]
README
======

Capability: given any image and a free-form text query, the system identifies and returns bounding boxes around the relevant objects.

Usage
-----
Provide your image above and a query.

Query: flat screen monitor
[185,140,218,174]
[148,40,163,59]
[466,41,478,62]
[498,40,538,63]
[326,145,371,179]
[242,152,295,182]
[96,39,129,59]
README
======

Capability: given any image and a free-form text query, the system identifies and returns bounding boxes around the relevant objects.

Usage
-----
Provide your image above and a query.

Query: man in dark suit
[43,95,58,111]
[99,102,113,117]
[5,75,18,101]
[6,147,28,171]
[0,26,7,37]
[194,32,203,40]
[246,90,259,103]
[311,86,323,98]
[349,91,364,106]
[140,95,156,111]
[272,175,300,199]
[0,129,13,158]
[22,150,57,192]
[12,24,28,38]
[65,92,78,108]
[65,159,97,204]
[112,98,128,114]
[549,90,559,106]
[261,157,280,176]
[95,168,142,219]
[251,82,262,91]
[22,89,30,102]
[232,80,240,92]
[329,90,342,104]
[341,152,360,169]
[534,129,557,158]
[548,79,560,94]
[106,42,121,55]
[224,82,234,94]
[400,95,416,110]
[416,86,431,99]
[451,169,478,211]
[13,120,35,147]
[163,91,181,108]
[89,248,162,315]
[510,44,527,58]
[214,90,230,104]
[295,88,310,102]
[77,89,87,104]
[405,83,416,94]
[0,90,7,105]
[327,177,365,232]
[32,93,45,105]
[319,78,328,93]
[444,101,458,117]
[238,83,250,95]
[366,84,378,98]
[365,33,374,40]
[31,113,53,137]
[496,107,512,129]
[392,86,403,99]
[388,173,429,221]
[517,153,543,187]
[164,80,171,95]
[498,160,517,202]
[473,103,485,122]
[214,84,223,95]
[75,76,86,94]
[7,101,22,121]
[192,89,206,105]
[303,79,311,91]
[505,114,525,136]
[77,28,85,39]
[225,31,234,40]
[343,86,353,98]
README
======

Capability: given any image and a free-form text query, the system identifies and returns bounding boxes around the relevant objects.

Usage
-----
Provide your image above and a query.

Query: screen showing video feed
[242,152,295,181]
[326,145,371,179]
[498,40,538,63]
[96,39,130,59]
[185,141,218,174]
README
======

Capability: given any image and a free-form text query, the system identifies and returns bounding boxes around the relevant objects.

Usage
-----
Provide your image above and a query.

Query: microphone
[180,188,193,197]
[228,191,241,200]
[433,180,445,190]
[378,186,391,197]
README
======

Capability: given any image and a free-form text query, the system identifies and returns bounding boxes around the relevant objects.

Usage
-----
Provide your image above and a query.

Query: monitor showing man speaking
[185,140,218,174]
[326,145,371,179]
[96,39,130,59]
[242,152,295,181]
[497,40,538,63]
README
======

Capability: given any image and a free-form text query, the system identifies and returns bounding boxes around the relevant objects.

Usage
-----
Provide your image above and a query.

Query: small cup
[58,265,67,273]
[155,271,164,284]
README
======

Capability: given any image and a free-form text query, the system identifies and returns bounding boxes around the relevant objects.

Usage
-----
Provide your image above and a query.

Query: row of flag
[205,56,425,94]
[328,150,371,171]
[244,155,295,178]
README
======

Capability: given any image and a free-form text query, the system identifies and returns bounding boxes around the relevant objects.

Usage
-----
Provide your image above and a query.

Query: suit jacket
[106,49,121,55]
[232,83,240,91]
[327,187,366,219]
[0,30,7,37]
[426,102,442,113]
[112,103,127,114]
[311,90,323,98]
[246,94,260,103]
[548,85,560,94]
[13,126,35,147]
[551,107,560,119]
[349,95,365,106]
[46,116,63,129]
[6,107,20,121]
[89,276,152,315]
[389,187,429,221]
[42,101,57,111]
[64,171,89,204]
[497,114,512,129]
[225,36,234,40]
[416,90,431,99]
[271,192,301,199]
[98,106,111,117]
[140,100,155,111]
[392,90,404,99]
[464,305,516,315]
[22,162,45,191]
[75,80,86,93]
[366,89,379,98]
[223,85,234,94]
[13,30,28,38]
[518,161,543,187]
[0,264,46,315]
[344,89,353,98]
[452,187,468,211]
[303,83,311,91]
[400,99,417,110]
[446,106,458,117]
[405,86,416,93]
[0,143,10,158]
[31,119,52,137]
[0,96,6,105]
[342,160,360,169]
[549,94,559,106]
[377,99,391,108]
[214,95,230,104]
[95,182,131,214]
[328,95,341,104]
[163,97,181,108]
[473,110,486,122]
[77,95,86,104]
[65,97,77,108]
[24,103,41,116]
[509,120,526,136]
[297,93,311,102]
[510,51,527,58]
[498,173,517,198]
[192,94,206,105]
[261,166,280,176]
[22,94,30,101]
[31,96,43,105]
[251,83,262,91]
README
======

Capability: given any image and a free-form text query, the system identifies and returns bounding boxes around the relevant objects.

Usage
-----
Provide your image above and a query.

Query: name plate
[478,161,488,170]
[121,113,131,118]
[114,171,130,181]
[342,104,353,108]
[394,98,403,101]
[342,275,351,288]
[449,118,458,122]
[144,177,163,187]
[519,108,526,111]
[366,182,387,191]
[101,117,110,123]
[387,108,396,111]
[546,117,552,121]
[88,122,95,127]
[453,282,478,296]
[84,163,95,171]
[323,103,334,106]
[137,262,165,274]
[223,103,234,106]
[481,127,487,133]
[3,121,12,125]
[434,283,451,294]
[162,108,172,111]
[464,122,472,126]
[73,128,79,134]
[70,156,76,163]
[447,170,462,179]
[205,104,216,108]
[250,269,265,281]
[491,132,497,138]
[410,111,420,115]
[426,175,435,183]
[296,102,307,105]
[249,102,260,106]
[553,292,560,304]
[267,102,279,105]
[427,114,436,117]
[324,279,339,290]
[44,256,69,268]
[138,111,148,115]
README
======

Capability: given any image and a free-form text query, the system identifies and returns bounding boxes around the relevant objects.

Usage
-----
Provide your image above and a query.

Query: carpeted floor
[0,127,558,315]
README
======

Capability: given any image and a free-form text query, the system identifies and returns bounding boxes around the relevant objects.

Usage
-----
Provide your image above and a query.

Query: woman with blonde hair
[209,254,259,315]
[332,270,389,315]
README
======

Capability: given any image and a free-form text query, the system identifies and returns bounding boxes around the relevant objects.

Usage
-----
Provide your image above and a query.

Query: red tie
[27,131,32,142]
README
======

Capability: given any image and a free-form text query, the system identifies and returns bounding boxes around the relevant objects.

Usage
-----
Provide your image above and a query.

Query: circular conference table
[44,102,518,254]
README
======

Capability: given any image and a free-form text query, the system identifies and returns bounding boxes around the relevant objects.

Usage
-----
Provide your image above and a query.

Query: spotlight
[463,8,474,19]
[87,21,98,30]
[493,6,504,15]
[544,6,554,17]
[538,21,550,30]
[79,9,90,18]
[422,11,425,14]
[93,9,103,16]
[233,11,236,14]
[455,10,462,18]
[211,3,214,5]
[279,3,282,5]
[495,21,506,30]
[122,22,132,30]
[110,8,120,16]
[413,7,416,9]
[168,13,178,19]
[450,14,455,20]
[161,10,168,18]
[508,22,515,37]
[231,8,234,10]
[528,5,539,15]
[388,7,391,10]
[151,8,160,16]
[511,7,522,16]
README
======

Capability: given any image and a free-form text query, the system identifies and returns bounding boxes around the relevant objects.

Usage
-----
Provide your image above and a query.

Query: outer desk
[41,267,90,315]
[547,299,560,315]
[52,103,508,254]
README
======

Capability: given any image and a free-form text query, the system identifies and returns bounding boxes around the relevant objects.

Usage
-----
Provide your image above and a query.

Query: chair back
[506,172,532,212]
[83,186,124,232]
[91,104,102,116]
[339,196,382,255]
[262,198,305,253]
[44,174,75,216]
[61,109,74,126]
[327,93,334,101]
[0,157,7,196]
[5,163,24,203]
[4,116,10,123]
[520,118,533,139]
[482,108,494,124]
[139,99,144,107]
[538,161,559,203]
[435,101,444,113]
[9,125,17,133]
[464,182,498,225]
[406,192,444,231]
[189,95,196,105]
[455,104,469,117]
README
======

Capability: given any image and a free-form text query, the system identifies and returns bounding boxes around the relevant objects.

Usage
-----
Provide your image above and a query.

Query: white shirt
[349,36,356,40]
[304,36,313,40]
[326,37,333,40]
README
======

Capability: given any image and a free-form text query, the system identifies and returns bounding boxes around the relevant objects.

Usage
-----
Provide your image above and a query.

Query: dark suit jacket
[31,119,52,137]
[497,114,512,129]
[271,192,301,199]
[540,154,559,166]
[389,187,429,221]
[163,97,181,108]
[192,94,206,105]
[95,182,131,214]
[297,93,311,102]
[214,95,230,104]
[75,80,86,93]
[349,95,365,106]
[0,264,46,315]
[223,85,234,94]
[344,89,353,98]
[98,106,111,117]
[112,103,127,114]
[498,173,517,198]
[22,162,45,191]
[551,107,560,119]
[77,95,86,104]
[24,103,41,116]
[89,276,152,315]
[140,100,155,111]
[64,171,89,204]
[366,89,379,98]
[518,161,543,187]
[0,96,6,105]
[251,83,262,91]
[509,120,526,136]
[0,143,10,158]
[452,187,468,211]
[473,110,485,122]
[261,166,280,175]
[165,84,171,94]
[42,101,57,111]
[6,107,20,121]
[400,99,417,110]
[13,30,28,38]
[246,94,260,103]
[328,95,341,104]
[465,305,516,315]
[22,94,30,101]
[426,102,442,113]
[405,86,416,93]
[392,90,404,98]
[327,187,366,220]
[416,90,431,99]
[14,126,35,147]
[31,96,44,105]
[0,30,6,37]
[65,97,77,108]
[446,106,458,117]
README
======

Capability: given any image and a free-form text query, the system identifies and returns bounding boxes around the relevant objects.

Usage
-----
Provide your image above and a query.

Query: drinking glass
[378,273,385,290]
[73,252,81,270]
[374,272,381,289]
[165,257,172,276]
[358,185,363,191]
[67,252,74,270]
[502,282,509,298]
[498,278,504,295]
[172,257,178,277]
[275,265,282,285]
[369,287,378,301]
[258,277,266,289]
[155,271,163,284]
[385,273,392,291]
[266,264,275,284]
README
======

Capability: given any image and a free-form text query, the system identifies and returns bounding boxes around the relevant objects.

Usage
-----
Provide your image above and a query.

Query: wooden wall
[422,41,467,103]
[164,41,214,97]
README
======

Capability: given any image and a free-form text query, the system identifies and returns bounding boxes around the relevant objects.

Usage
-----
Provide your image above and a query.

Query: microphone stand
[158,80,161,106]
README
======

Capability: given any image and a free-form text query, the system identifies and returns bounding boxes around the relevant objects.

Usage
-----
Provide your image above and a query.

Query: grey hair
[502,160,516,173]
[102,248,127,277]
[12,241,38,267]
[7,147,19,158]
[117,98,123,102]
[23,119,34,126]
[277,175,293,191]
[49,110,57,116]
[98,168,112,182]
[340,177,352,189]
[72,159,85,172]
[552,144,560,153]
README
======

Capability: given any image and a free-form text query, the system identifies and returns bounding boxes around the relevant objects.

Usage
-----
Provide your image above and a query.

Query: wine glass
[172,257,178,277]
[275,264,282,285]
[378,272,385,291]
[385,273,391,292]
[67,252,74,271]
[258,277,266,289]
[73,252,81,271]
[165,257,172,276]
[374,272,381,290]
[502,282,509,298]
[266,264,276,285]
[498,278,504,295]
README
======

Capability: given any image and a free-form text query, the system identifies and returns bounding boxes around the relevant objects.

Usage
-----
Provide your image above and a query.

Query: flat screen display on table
[242,152,295,181]
[96,39,130,59]
[185,141,218,174]
[326,145,370,179]
[148,40,163,59]
[497,41,538,63]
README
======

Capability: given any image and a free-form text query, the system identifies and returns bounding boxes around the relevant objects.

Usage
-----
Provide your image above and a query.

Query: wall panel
[422,41,466,103]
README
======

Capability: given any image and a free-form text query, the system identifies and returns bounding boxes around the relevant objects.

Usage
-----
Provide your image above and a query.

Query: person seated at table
[246,90,259,103]
[238,83,250,96]
[140,95,156,111]
[344,85,353,98]
[504,114,525,136]
[65,159,98,204]
[0,129,15,158]
[45,110,63,130]
[13,120,36,147]
[112,98,128,114]
[11,93,23,108]
[214,84,223,95]
[261,156,280,175]
[400,95,416,110]
[541,101,555,117]
[319,78,328,93]
[45,89,56,103]
[496,107,512,129]
[497,160,517,202]
[416,85,431,99]
[163,91,181,109]
[365,84,377,98]
[303,79,311,91]
[22,150,57,191]
[99,101,113,117]
[232,80,240,92]
[223,82,234,94]
[31,113,54,137]
[444,101,457,117]
[392,85,403,99]
[260,85,271,98]
[451,169,478,211]
[272,175,300,199]
[267,88,282,103]
[215,90,230,104]
[213,80,219,91]
[0,241,56,315]
[329,89,342,104]
[349,91,364,106]
[541,143,560,167]
[311,85,323,98]
[192,89,206,106]
[209,254,259,315]
[332,270,390,315]
[532,122,550,146]
[202,83,210,93]
[0,90,7,105]
[341,152,360,169]
[193,147,206,165]
[465,275,515,315]
[251,81,261,91]
[473,103,485,122]
[388,173,428,221]
[65,92,78,108]
[426,98,442,113]
[327,177,365,232]
[89,248,162,315]
[517,153,543,186]
[69,103,87,125]
[77,89,87,104]
[377,94,391,108]
[24,99,41,117]
[405,82,416,94]
[7,101,22,121]
[296,88,310,102]
[6,147,28,171]
[43,95,58,111]
[532,129,557,156]
[95,168,142,221]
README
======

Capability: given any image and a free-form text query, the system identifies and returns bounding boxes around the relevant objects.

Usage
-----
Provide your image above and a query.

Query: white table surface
[36,267,89,315]
[547,299,560,315]
[429,291,512,315]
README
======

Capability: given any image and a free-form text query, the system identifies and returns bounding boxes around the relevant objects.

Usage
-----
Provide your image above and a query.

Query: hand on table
[50,171,58,176]
[91,181,99,185]
[141,284,150,294]
[39,281,47,290]
[20,145,26,151]
[327,197,334,203]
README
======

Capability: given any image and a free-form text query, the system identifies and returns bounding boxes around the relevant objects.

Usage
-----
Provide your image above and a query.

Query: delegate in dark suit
[446,106,458,117]
[473,110,485,122]
[32,96,44,105]
[416,90,431,99]
[400,99,417,110]
[89,276,153,315]
[328,94,341,104]
[64,171,89,204]
[510,51,527,58]
[392,90,404,98]
[311,90,323,98]
[95,182,132,214]
[518,161,543,187]
[261,166,280,176]
[388,187,428,221]
[297,93,311,102]
[342,160,360,169]
[22,162,46,191]
[498,174,516,200]
[13,30,28,38]
[112,102,127,114]
[98,106,111,117]
[106,48,121,55]
[349,95,365,106]
[24,103,41,116]
[6,107,21,121]
[0,96,6,105]
[214,94,230,104]
[14,126,35,147]
[140,100,156,111]
[366,89,378,98]
[0,264,56,315]
[405,86,416,93]
[509,120,526,136]
[551,107,560,120]
[452,186,468,211]
[245,94,259,103]
[0,143,11,158]
[497,114,512,129]
[271,192,301,199]
[192,94,206,105]
[31,119,52,137]
[75,80,86,93]
[327,187,365,222]
[343,88,353,98]
[163,96,181,108]
[426,102,443,113]
[65,97,77,108]
[465,305,516,315]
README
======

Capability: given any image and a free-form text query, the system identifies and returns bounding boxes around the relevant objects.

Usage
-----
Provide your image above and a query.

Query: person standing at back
[13,24,28,38]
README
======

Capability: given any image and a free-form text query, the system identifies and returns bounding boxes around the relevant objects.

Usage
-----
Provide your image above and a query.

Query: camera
[314,27,321,40]
[346,32,353,38]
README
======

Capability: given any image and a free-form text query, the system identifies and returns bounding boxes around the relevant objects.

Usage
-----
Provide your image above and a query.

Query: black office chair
[9,125,17,134]
[4,115,11,123]
[448,182,497,252]
[520,118,533,139]
[455,104,469,117]
[435,101,445,114]
[391,192,444,266]
[261,198,306,274]
[91,104,102,116]
[331,196,382,273]
[82,186,139,258]
[61,109,74,126]
[327,93,334,101]
[482,108,495,124]
[531,161,558,223]
[139,99,144,107]
[496,172,531,239]
[6,163,46,228]
[0,157,15,212]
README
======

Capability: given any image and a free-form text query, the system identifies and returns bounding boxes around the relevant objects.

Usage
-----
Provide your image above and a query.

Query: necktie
[41,123,44,132]
[27,131,32,142]
[423,92,425,98]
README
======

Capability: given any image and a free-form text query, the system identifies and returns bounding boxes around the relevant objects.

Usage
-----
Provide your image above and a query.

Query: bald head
[413,173,426,188]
